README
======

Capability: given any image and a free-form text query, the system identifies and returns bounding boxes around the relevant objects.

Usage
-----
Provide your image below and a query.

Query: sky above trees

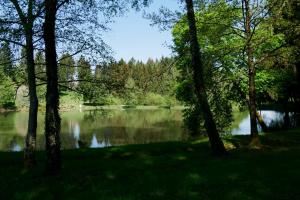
[102,0,181,62]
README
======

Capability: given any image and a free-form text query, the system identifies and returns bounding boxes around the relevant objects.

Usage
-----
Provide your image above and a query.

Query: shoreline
[0,108,17,113]
[1,105,186,113]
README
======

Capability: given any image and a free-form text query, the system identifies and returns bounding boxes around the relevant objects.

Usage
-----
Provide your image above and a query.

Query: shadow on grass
[0,129,299,200]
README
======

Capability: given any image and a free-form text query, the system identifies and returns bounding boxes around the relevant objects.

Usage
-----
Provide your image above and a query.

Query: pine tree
[0,42,14,80]
[58,53,76,90]
[77,56,93,102]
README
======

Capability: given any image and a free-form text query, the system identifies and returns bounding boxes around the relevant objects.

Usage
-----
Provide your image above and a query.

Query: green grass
[0,128,299,200]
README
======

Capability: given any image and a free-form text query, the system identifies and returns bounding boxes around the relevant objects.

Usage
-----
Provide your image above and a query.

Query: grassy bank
[0,128,299,200]
[14,90,183,112]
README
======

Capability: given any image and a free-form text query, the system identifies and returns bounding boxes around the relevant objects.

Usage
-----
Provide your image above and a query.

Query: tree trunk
[233,80,268,132]
[256,111,268,132]
[296,52,300,109]
[184,0,227,156]
[244,0,260,146]
[283,99,290,129]
[44,0,61,174]
[24,30,38,168]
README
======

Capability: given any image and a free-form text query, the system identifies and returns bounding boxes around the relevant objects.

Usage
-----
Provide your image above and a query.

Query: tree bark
[10,0,39,168]
[256,111,268,132]
[44,0,61,174]
[244,0,260,146]
[24,28,38,168]
[283,99,290,129]
[184,0,227,156]
[233,80,268,132]
[296,52,300,109]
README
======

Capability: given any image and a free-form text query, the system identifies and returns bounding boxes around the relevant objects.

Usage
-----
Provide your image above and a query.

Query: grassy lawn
[0,128,299,200]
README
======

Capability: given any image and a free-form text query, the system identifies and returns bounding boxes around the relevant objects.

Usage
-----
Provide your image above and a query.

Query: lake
[0,108,297,151]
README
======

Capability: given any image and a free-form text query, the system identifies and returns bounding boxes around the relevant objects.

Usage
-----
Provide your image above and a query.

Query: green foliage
[255,68,297,104]
[0,68,15,108]
[270,0,300,102]
[182,105,202,136]
[101,59,130,95]
[172,0,236,135]
[142,93,166,105]
[0,45,179,108]
[59,91,83,110]
[0,43,15,108]
[35,51,46,81]
[76,57,178,106]
[37,85,47,104]
[34,51,47,102]
[172,0,299,136]
[0,42,14,80]
[123,91,140,105]
[99,94,124,105]
[14,47,27,85]
[176,78,195,104]
[59,53,76,90]
[77,56,93,102]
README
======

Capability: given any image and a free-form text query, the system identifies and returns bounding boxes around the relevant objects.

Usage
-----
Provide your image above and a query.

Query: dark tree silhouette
[6,0,42,167]
[44,0,61,174]
[184,0,227,156]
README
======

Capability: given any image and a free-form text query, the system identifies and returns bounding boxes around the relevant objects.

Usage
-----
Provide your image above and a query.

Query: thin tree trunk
[184,0,227,156]
[233,80,268,132]
[24,30,38,168]
[256,111,268,132]
[44,0,61,174]
[10,0,39,168]
[244,0,260,146]
[283,99,290,129]
[296,53,300,109]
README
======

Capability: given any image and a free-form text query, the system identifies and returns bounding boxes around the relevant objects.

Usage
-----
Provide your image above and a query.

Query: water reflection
[72,123,80,148]
[230,110,298,135]
[10,136,22,152]
[61,109,183,150]
[11,143,22,152]
[0,109,298,151]
[90,134,111,148]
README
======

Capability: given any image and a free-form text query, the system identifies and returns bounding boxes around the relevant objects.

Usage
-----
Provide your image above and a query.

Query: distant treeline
[0,46,179,108]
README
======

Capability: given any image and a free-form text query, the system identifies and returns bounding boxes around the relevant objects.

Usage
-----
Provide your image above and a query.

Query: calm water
[0,108,297,151]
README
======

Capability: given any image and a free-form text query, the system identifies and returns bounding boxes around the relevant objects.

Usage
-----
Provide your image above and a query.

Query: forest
[0,51,178,107]
[0,0,299,199]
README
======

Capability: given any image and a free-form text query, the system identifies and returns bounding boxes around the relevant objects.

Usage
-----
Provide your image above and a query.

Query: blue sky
[102,0,181,62]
